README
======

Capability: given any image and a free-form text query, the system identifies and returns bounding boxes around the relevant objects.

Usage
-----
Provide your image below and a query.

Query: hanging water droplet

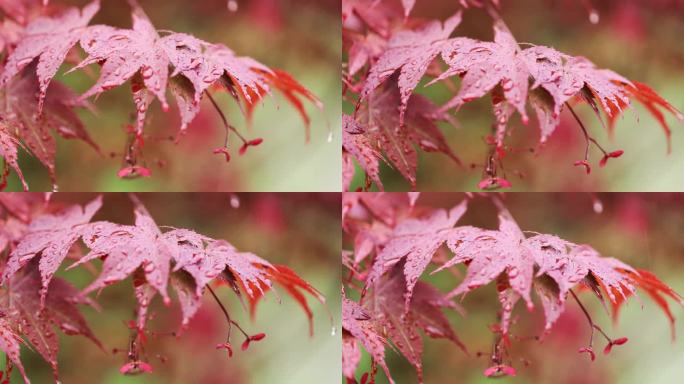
[331,326,337,336]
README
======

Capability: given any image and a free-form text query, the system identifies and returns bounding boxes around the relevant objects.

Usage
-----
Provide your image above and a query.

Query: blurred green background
[348,192,684,383]
[346,0,684,191]
[1,192,341,383]
[3,0,341,192]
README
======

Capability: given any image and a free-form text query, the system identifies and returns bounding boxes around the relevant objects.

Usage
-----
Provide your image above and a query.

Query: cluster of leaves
[342,0,683,191]
[0,0,322,190]
[341,192,683,383]
[0,193,326,383]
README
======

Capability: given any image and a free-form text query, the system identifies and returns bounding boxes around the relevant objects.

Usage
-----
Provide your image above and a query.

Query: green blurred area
[347,0,684,191]
[1,193,341,383]
[349,193,684,384]
[4,0,341,192]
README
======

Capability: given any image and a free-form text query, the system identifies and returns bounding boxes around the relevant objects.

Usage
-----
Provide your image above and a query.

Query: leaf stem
[206,285,250,340]
[570,289,612,346]
[205,91,248,147]
[566,103,609,160]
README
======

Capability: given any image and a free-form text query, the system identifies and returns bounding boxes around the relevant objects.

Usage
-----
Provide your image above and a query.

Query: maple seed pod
[574,160,591,174]
[578,347,596,362]
[215,342,234,358]
[213,147,231,162]
[249,138,264,147]
[250,333,266,341]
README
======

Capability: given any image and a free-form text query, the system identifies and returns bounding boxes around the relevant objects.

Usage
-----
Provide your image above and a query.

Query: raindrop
[229,194,240,208]
[331,326,337,336]
[589,10,600,25]
[227,0,238,12]
[326,130,333,143]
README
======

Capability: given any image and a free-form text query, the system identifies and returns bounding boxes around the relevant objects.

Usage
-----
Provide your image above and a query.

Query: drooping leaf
[360,11,462,124]
[0,66,98,188]
[2,196,102,305]
[370,265,465,383]
[342,297,394,384]
[0,123,27,190]
[70,205,176,308]
[365,198,468,312]
[0,318,29,384]
[0,0,100,111]
[342,114,384,191]
[355,83,459,189]
[244,264,327,336]
[0,262,100,379]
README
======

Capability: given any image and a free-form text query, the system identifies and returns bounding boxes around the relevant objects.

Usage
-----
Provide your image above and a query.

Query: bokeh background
[346,0,684,191]
[1,192,341,383]
[349,192,684,384]
[3,0,341,192]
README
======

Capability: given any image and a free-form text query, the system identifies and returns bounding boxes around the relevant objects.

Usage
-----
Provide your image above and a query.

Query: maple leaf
[342,114,384,191]
[342,297,394,384]
[0,262,101,380]
[70,204,177,313]
[342,333,361,382]
[242,264,328,337]
[365,198,468,312]
[602,268,684,339]
[434,20,530,145]
[360,11,462,124]
[0,318,29,384]
[2,196,102,305]
[0,123,27,190]
[0,66,98,189]
[435,204,537,316]
[369,265,465,383]
[0,0,100,111]
[71,1,171,134]
[432,200,674,336]
[355,83,460,189]
[163,228,276,327]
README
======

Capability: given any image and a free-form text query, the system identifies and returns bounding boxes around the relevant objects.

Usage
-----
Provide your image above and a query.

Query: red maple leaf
[0,0,99,111]
[369,265,466,383]
[360,11,462,124]
[2,195,102,305]
[343,114,384,191]
[0,66,98,189]
[342,297,394,384]
[365,198,468,312]
[0,262,101,381]
[0,318,28,384]
[353,83,460,190]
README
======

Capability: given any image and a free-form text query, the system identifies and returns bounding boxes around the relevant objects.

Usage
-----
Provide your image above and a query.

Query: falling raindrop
[589,10,600,25]
[326,130,333,143]
[229,194,240,208]
[592,197,603,214]
[331,325,337,336]
[227,0,238,12]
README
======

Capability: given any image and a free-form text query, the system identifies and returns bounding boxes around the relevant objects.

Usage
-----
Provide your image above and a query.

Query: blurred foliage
[350,192,684,383]
[4,0,341,192]
[1,192,341,383]
[347,0,684,191]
